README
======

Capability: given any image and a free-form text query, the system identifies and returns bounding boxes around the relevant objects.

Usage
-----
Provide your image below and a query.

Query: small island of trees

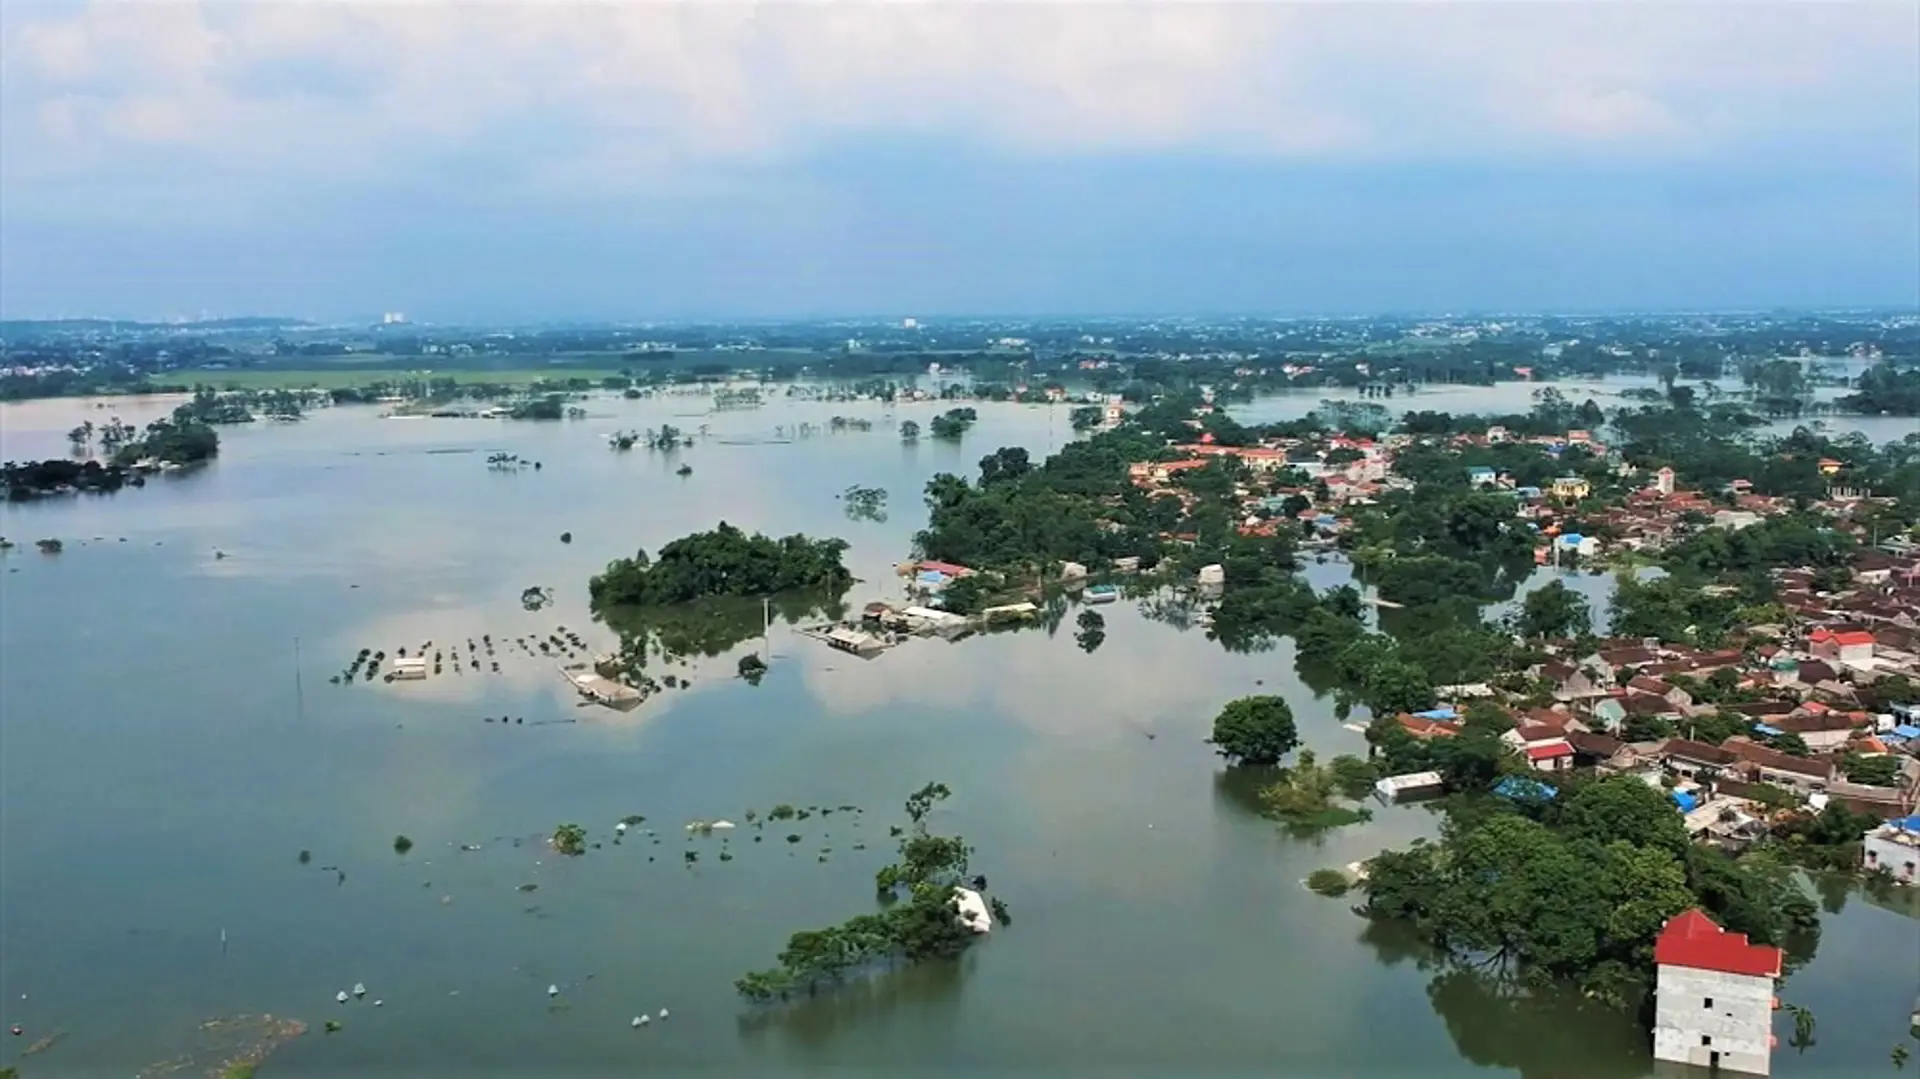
[587,522,853,608]
[735,783,1005,1003]
[928,407,978,441]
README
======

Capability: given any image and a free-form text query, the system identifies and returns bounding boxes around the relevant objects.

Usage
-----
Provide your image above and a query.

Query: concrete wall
[1863,831,1920,882]
[1654,964,1775,1076]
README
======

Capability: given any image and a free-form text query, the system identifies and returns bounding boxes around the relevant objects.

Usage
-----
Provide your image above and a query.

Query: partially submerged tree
[1209,695,1300,766]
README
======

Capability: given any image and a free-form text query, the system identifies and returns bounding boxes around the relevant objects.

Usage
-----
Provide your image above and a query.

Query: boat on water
[1085,584,1120,604]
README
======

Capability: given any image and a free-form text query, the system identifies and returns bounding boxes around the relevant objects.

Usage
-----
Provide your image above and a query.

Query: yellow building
[1551,476,1591,501]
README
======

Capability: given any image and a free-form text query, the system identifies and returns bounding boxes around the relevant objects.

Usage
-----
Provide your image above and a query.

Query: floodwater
[1,390,1914,1079]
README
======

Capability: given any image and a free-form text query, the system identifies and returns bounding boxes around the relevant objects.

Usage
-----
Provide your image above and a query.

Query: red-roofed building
[1809,628,1875,664]
[1523,741,1574,769]
[1652,908,1783,1075]
[1396,714,1458,740]
[1504,722,1574,772]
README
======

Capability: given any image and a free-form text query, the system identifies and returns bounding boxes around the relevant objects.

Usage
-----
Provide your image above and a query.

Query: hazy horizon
[4,2,1917,323]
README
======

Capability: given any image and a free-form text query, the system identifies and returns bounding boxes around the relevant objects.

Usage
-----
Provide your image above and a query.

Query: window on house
[1701,1035,1713,1047]
[1703,998,1713,1009]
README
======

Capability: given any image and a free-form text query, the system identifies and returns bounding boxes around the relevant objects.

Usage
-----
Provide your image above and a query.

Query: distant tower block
[382,312,408,325]
[1652,908,1783,1076]
[902,317,919,330]
[1655,466,1676,495]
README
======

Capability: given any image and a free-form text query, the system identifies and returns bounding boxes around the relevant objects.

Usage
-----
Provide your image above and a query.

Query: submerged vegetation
[1257,750,1376,834]
[841,484,888,522]
[551,823,588,856]
[1209,696,1300,767]
[927,407,978,441]
[735,783,1002,1003]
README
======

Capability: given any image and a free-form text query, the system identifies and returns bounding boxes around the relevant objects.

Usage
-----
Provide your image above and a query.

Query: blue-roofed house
[1557,532,1601,557]
[1493,776,1558,802]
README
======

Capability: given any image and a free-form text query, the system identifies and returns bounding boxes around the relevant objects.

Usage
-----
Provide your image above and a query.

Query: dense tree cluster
[106,400,221,467]
[1836,363,1920,416]
[928,408,978,441]
[1209,695,1300,766]
[588,523,852,608]
[1363,775,1819,1004]
[2,458,140,501]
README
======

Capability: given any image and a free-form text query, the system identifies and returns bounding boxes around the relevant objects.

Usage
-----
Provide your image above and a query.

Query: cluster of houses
[1383,617,1920,1077]
[1117,420,1843,559]
[1388,615,1920,838]
[1125,433,1403,541]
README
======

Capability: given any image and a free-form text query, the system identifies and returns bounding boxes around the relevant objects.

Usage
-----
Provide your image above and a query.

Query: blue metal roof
[1413,707,1458,721]
[1890,724,1920,740]
[1753,724,1784,737]
[1671,790,1700,813]
[1493,777,1558,801]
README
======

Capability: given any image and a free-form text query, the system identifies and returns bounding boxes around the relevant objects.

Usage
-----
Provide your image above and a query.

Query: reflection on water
[736,955,965,1051]
[1359,919,1655,1079]
[597,588,852,666]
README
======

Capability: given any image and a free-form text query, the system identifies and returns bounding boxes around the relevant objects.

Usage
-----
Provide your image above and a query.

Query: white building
[1653,908,1784,1076]
[1862,816,1920,883]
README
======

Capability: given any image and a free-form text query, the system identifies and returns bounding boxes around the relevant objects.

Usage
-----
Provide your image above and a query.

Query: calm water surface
[1,391,1913,1078]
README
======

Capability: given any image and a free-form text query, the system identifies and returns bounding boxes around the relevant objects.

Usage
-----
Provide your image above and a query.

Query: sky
[1,1,1917,323]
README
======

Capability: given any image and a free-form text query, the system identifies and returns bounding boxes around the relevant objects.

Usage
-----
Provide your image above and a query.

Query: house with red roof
[1502,721,1575,772]
[1652,908,1783,1075]
[1809,627,1876,664]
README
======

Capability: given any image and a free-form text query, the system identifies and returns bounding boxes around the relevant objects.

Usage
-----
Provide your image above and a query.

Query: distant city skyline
[3,2,1916,322]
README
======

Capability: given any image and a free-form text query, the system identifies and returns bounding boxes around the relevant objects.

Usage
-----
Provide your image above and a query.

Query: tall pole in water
[762,597,770,663]
[293,636,305,720]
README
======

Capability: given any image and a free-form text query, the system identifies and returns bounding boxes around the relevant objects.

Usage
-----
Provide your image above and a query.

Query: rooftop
[1655,908,1783,978]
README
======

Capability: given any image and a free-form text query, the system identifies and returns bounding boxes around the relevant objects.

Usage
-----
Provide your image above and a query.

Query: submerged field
[0,389,1913,1079]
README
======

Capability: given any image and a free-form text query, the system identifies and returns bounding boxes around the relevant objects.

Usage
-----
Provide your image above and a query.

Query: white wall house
[1653,908,1783,1076]
[1862,817,1920,883]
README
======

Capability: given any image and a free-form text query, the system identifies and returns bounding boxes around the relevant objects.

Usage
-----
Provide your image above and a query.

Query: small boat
[1085,584,1120,604]
[352,982,367,998]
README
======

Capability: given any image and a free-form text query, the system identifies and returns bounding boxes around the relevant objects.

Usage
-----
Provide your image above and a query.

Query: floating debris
[336,990,349,1004]
[134,1014,307,1079]
[353,982,367,998]
[632,1015,649,1028]
[658,1007,669,1020]
[548,984,560,997]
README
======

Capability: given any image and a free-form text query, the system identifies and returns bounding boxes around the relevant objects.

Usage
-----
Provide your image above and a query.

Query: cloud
[6,0,1913,191]
[3,2,1914,318]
